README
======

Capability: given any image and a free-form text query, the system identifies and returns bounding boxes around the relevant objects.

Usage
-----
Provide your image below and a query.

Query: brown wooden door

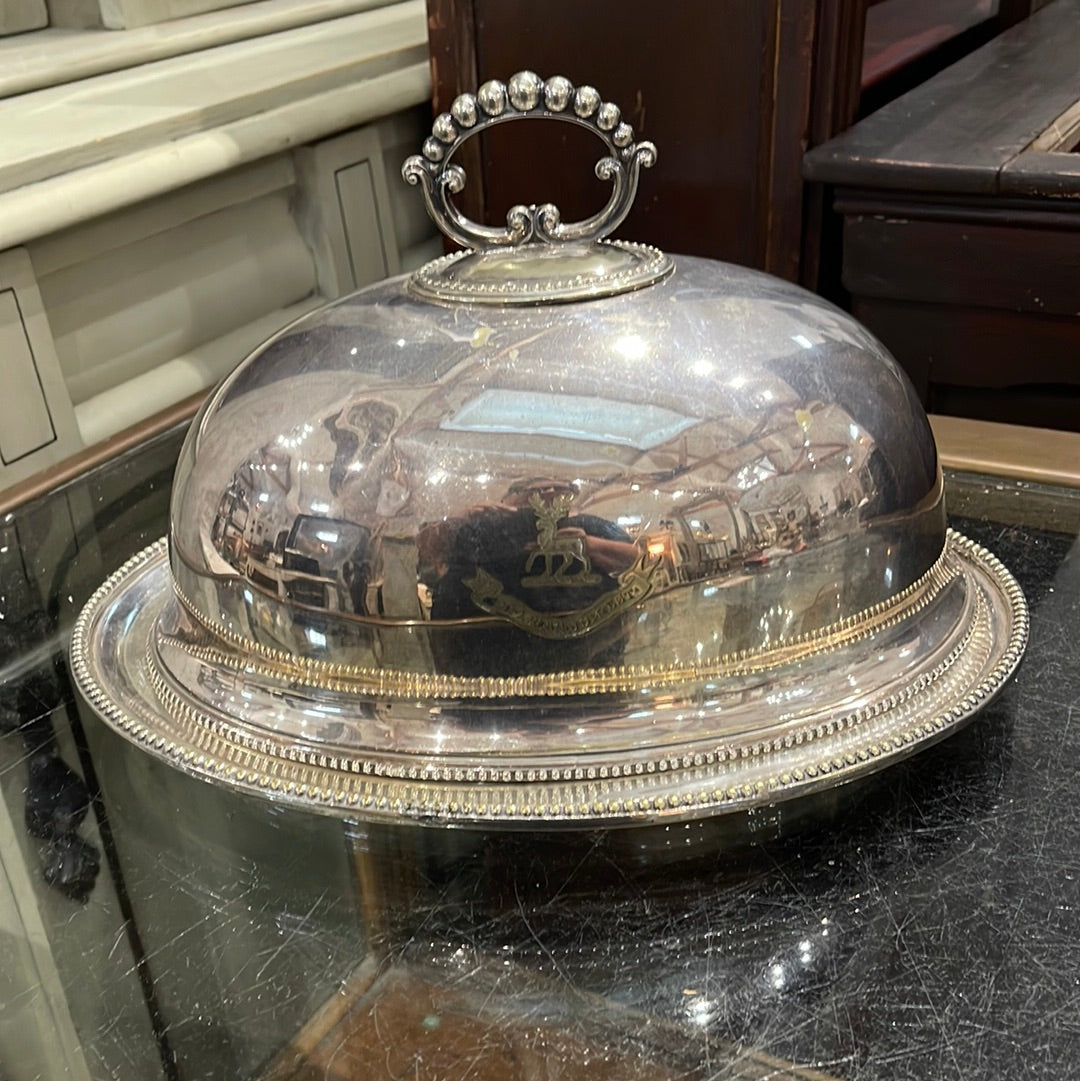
[426,0,821,281]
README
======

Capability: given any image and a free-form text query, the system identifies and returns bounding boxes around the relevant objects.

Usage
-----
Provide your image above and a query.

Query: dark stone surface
[390,515,1078,1080]
[41,833,101,903]
[24,752,90,839]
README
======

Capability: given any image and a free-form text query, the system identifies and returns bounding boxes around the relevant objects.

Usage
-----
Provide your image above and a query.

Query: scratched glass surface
[1,427,1077,1081]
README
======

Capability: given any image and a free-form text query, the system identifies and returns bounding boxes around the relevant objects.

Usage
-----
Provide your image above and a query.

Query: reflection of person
[416,481,640,677]
[507,481,640,582]
[421,482,638,621]
[323,399,398,496]
[210,479,251,569]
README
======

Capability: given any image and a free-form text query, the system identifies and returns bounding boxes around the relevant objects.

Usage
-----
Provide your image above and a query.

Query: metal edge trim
[407,240,675,305]
[170,541,959,700]
[70,531,1028,827]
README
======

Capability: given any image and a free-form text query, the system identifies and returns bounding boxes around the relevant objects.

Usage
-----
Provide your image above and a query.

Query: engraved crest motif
[462,488,665,640]
[521,491,601,588]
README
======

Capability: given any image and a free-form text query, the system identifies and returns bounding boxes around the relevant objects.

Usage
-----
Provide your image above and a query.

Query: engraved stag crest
[521,492,601,588]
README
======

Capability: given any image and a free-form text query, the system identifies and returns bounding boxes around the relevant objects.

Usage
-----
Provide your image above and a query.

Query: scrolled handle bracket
[402,71,657,250]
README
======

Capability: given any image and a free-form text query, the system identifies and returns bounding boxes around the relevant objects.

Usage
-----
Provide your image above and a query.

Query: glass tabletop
[1,425,1077,1081]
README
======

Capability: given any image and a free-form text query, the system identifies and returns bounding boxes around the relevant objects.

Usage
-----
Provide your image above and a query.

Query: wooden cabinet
[805,0,1080,431]
[425,0,1039,293]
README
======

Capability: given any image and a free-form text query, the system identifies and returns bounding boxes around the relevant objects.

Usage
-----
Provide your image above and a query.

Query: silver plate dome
[72,73,1027,826]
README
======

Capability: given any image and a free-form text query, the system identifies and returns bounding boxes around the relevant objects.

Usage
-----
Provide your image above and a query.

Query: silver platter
[71,529,1027,829]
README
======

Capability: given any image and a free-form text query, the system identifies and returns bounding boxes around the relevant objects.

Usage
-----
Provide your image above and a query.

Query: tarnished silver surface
[72,72,1028,826]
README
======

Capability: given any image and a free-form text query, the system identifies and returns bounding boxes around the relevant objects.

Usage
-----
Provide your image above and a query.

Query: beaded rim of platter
[70,530,1028,827]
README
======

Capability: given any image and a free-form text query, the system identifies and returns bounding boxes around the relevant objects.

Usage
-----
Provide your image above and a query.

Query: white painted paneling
[29,154,296,276]
[0,0,47,36]
[6,0,404,97]
[294,111,435,300]
[0,247,80,489]
[74,296,323,444]
[100,0,258,30]
[0,3,427,193]
[0,0,433,492]
[0,61,429,253]
[375,109,438,265]
[40,192,317,405]
[336,160,391,286]
[42,0,101,28]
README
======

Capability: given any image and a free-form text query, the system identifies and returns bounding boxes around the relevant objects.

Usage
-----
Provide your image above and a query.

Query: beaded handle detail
[402,71,657,250]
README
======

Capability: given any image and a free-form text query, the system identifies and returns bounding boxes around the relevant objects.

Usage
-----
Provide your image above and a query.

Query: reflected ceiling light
[614,333,647,360]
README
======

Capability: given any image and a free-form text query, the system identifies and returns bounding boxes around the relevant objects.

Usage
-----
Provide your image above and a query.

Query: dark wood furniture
[805,0,1080,431]
[427,0,823,282]
[857,0,1041,116]
[425,1,1037,290]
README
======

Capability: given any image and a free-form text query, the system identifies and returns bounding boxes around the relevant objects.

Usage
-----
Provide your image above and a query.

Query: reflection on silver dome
[169,257,944,687]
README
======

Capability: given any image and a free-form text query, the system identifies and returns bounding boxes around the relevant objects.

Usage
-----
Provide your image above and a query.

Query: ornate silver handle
[402,71,657,250]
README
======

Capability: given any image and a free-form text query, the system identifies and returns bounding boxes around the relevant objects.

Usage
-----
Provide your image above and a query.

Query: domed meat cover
[73,73,1027,825]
